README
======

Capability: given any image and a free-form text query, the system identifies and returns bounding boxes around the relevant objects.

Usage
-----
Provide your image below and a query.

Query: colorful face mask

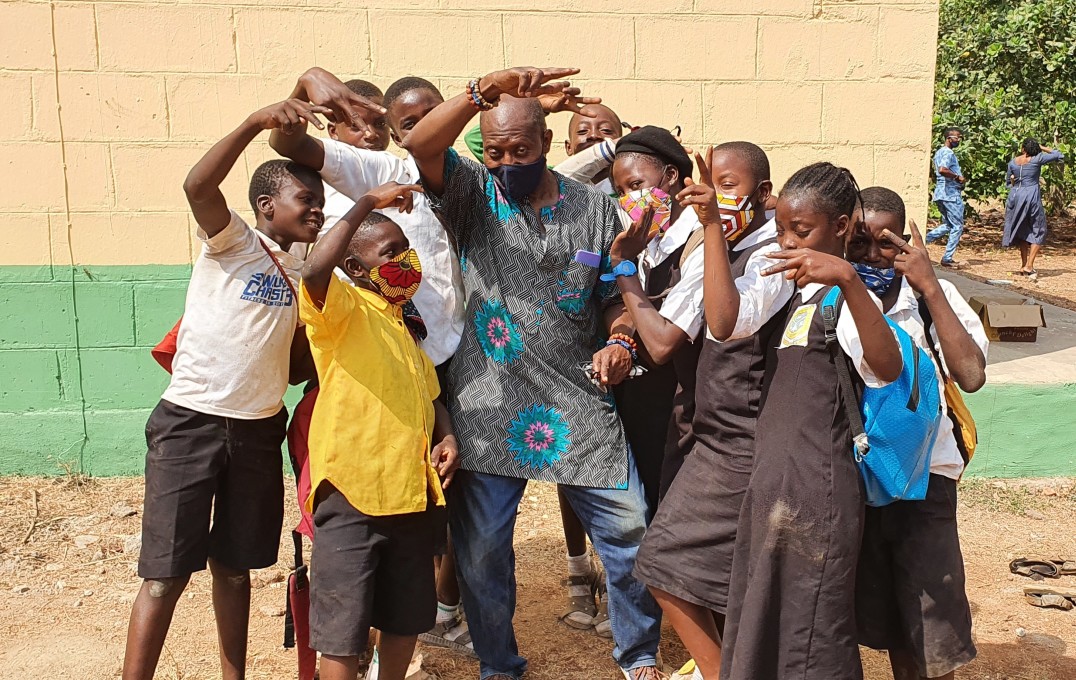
[716,193,756,242]
[852,262,896,296]
[619,187,672,239]
[369,248,423,305]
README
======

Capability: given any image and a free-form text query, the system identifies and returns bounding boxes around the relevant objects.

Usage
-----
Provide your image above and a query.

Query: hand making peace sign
[880,219,942,296]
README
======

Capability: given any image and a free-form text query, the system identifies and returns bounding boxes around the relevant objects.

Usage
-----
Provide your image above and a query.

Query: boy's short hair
[383,76,443,110]
[248,160,321,213]
[943,126,961,138]
[347,211,397,259]
[344,79,383,100]
[714,141,771,183]
[861,186,906,226]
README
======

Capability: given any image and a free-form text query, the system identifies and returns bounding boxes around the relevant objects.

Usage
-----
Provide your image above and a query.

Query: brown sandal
[559,571,599,630]
[1024,587,1076,611]
[1010,558,1076,580]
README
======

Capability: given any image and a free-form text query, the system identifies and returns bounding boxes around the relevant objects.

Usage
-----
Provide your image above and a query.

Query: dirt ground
[928,207,1076,311]
[2,476,1075,680]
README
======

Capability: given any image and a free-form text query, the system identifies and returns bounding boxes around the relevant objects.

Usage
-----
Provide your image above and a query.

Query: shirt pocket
[553,259,597,323]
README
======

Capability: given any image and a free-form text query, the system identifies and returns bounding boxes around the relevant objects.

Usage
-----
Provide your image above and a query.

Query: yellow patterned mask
[716,193,755,242]
[369,248,422,305]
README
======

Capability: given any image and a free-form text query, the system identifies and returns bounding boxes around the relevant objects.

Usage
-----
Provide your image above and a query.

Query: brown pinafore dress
[613,232,701,512]
[634,237,785,615]
[720,284,866,680]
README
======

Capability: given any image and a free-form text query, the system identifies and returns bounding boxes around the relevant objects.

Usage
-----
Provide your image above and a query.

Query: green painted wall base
[1,264,1074,478]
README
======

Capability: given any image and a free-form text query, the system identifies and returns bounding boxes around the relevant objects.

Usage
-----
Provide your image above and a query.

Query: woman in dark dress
[1003,137,1064,279]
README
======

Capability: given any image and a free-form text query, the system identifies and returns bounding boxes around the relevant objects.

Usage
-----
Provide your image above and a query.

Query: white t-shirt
[883,277,989,479]
[320,139,465,366]
[162,211,302,420]
[712,219,795,341]
[638,207,706,339]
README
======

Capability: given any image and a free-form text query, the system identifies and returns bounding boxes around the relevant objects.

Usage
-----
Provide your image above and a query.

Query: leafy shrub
[934,0,1076,215]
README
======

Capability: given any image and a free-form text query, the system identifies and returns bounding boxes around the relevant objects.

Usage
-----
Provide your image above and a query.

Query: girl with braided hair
[718,162,903,680]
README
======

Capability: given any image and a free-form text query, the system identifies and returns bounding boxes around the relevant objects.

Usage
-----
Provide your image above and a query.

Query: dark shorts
[309,485,441,657]
[138,399,287,579]
[856,474,977,678]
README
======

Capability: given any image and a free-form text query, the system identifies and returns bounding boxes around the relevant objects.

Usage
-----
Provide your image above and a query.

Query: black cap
[615,125,693,182]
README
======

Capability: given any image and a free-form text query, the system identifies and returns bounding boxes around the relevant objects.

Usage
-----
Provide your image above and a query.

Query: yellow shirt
[299,277,444,516]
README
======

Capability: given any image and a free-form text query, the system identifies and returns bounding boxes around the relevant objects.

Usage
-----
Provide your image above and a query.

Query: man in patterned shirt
[401,66,664,680]
[927,127,967,268]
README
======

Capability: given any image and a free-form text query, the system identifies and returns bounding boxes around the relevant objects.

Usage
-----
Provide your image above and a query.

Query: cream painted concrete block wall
[1,0,940,267]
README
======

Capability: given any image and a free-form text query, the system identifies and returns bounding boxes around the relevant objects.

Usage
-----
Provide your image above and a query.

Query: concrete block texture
[0,0,943,474]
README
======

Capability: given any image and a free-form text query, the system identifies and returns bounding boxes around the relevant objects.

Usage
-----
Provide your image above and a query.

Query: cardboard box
[968,294,1046,342]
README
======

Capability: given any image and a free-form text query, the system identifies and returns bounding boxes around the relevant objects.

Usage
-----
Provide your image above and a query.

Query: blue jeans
[448,459,661,679]
[928,199,965,263]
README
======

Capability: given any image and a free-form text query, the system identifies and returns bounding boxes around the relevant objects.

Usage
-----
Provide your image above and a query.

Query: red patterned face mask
[369,248,422,305]
[716,193,756,242]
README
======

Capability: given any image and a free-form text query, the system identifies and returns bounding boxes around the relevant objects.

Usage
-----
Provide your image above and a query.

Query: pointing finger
[880,229,913,254]
[907,219,925,248]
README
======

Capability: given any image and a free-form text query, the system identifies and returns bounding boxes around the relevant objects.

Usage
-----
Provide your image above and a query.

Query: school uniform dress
[721,283,890,680]
[1003,150,1065,247]
[614,207,706,508]
[855,277,987,678]
[634,220,793,615]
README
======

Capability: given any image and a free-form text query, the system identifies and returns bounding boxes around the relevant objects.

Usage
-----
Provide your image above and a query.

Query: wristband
[599,260,638,282]
[606,339,637,362]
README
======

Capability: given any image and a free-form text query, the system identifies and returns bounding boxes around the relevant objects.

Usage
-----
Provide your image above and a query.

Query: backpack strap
[679,227,705,269]
[917,297,949,381]
[821,287,871,462]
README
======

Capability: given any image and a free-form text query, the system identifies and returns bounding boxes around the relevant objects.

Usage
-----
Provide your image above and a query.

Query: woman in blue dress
[1003,137,1064,279]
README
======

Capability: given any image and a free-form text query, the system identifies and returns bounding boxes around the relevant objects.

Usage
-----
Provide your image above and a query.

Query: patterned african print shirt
[429,149,629,489]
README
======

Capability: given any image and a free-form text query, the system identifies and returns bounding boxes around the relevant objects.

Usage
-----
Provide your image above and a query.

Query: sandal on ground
[940,260,965,270]
[1024,587,1076,611]
[1010,558,1076,580]
[593,575,613,639]
[559,570,599,630]
[622,666,669,680]
[418,610,477,658]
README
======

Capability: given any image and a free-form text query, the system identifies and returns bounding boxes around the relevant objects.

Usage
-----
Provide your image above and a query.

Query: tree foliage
[934,0,1076,214]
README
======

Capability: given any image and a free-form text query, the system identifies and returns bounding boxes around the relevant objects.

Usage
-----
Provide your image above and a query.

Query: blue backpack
[821,287,942,507]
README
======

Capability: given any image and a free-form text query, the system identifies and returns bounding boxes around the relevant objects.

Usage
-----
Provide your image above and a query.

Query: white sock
[435,600,459,624]
[692,667,705,680]
[566,550,592,577]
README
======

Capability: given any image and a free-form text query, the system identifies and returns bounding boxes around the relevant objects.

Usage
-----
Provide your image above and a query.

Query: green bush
[934,0,1075,215]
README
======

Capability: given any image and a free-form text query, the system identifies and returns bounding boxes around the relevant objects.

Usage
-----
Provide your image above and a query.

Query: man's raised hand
[481,67,582,99]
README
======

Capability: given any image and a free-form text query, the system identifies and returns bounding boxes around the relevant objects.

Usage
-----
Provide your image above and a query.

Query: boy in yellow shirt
[299,180,459,680]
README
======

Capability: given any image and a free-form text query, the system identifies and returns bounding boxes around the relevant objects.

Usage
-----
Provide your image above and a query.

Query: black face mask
[948,139,961,148]
[489,155,547,201]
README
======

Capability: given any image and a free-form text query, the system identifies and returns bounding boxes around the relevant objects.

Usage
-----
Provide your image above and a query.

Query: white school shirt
[637,207,706,339]
[320,139,465,366]
[163,211,302,419]
[883,277,989,479]
[710,218,795,342]
[788,282,894,388]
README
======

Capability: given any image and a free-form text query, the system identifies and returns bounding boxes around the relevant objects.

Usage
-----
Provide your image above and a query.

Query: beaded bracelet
[608,332,638,354]
[466,78,495,111]
[606,339,637,361]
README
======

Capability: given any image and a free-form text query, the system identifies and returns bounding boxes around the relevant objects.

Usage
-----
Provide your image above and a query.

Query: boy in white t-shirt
[847,187,987,680]
[121,97,382,680]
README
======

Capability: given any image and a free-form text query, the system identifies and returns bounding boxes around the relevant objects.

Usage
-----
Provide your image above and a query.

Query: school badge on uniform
[779,304,815,348]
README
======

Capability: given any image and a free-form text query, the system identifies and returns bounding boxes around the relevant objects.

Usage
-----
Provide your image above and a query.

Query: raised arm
[764,250,902,382]
[688,150,742,340]
[184,99,329,237]
[882,225,986,391]
[269,68,386,170]
[302,182,422,308]
[401,67,583,194]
